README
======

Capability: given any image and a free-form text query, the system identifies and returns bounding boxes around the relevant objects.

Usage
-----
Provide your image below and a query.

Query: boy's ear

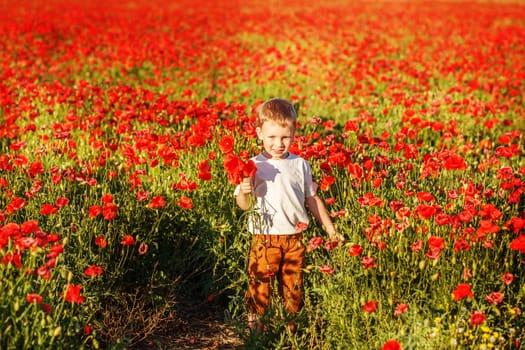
[256,127,263,139]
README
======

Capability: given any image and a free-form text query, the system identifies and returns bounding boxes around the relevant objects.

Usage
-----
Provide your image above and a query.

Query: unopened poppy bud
[52,326,62,337]
[419,260,426,270]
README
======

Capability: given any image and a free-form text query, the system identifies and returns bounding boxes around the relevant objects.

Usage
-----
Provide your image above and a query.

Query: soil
[138,296,245,350]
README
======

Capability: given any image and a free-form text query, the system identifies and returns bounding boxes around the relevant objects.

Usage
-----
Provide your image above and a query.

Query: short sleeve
[304,160,318,198]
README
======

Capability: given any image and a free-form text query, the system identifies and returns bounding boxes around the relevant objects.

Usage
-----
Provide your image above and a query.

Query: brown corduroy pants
[245,233,305,316]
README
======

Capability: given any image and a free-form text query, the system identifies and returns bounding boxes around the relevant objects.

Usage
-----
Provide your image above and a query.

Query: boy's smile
[256,120,295,159]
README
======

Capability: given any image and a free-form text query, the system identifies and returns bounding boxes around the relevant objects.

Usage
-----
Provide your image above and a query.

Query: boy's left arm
[305,195,344,242]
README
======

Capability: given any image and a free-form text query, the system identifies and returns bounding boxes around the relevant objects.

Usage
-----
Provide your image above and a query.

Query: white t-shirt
[234,153,318,235]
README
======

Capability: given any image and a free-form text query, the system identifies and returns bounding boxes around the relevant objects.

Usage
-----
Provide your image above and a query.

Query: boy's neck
[262,151,290,160]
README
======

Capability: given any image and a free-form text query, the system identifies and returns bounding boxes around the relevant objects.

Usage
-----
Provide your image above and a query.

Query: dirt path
[143,297,244,350]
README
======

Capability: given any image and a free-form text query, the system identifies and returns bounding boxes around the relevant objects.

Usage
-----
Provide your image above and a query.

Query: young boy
[235,98,343,332]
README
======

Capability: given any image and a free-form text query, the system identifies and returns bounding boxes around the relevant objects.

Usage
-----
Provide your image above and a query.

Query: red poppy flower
[295,221,308,231]
[101,194,114,204]
[243,161,257,178]
[382,340,402,350]
[95,236,107,248]
[485,292,504,305]
[425,247,442,260]
[443,154,466,170]
[469,311,486,327]
[389,200,404,212]
[348,244,363,257]
[148,195,166,209]
[197,160,212,181]
[138,242,148,255]
[51,173,62,184]
[223,154,256,185]
[46,257,56,268]
[36,266,51,280]
[347,163,363,179]
[26,293,43,304]
[41,303,52,314]
[454,240,470,253]
[361,256,377,269]
[46,244,64,258]
[63,284,86,303]
[320,265,335,275]
[415,204,437,220]
[394,303,408,316]
[84,265,104,277]
[5,197,27,214]
[47,233,61,242]
[325,197,337,205]
[102,203,118,220]
[417,191,435,202]
[2,252,22,268]
[344,120,359,132]
[55,197,69,208]
[452,283,474,301]
[435,213,450,226]
[358,193,384,207]
[396,207,411,219]
[447,190,459,199]
[428,236,445,250]
[40,204,58,215]
[136,190,149,201]
[501,272,514,285]
[320,175,335,191]
[178,196,193,209]
[29,161,44,178]
[16,237,37,250]
[476,220,500,236]
[219,135,235,154]
[478,203,502,220]
[21,220,39,234]
[504,217,525,234]
[121,235,136,246]
[362,300,377,313]
[89,205,101,218]
[509,234,525,253]
[174,176,198,191]
[330,210,347,218]
[307,237,324,252]
[324,240,340,251]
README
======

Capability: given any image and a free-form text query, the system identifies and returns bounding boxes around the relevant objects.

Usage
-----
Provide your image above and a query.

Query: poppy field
[1,0,524,349]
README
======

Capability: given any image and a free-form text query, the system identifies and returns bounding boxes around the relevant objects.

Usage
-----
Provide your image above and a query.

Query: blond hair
[255,98,297,128]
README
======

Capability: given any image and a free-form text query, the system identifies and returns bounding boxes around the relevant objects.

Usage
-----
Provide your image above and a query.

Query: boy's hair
[256,98,297,128]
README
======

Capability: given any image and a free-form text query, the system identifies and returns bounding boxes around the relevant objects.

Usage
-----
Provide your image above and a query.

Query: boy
[235,98,343,332]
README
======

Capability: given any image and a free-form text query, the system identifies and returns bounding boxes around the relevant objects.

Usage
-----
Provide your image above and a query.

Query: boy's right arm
[236,177,253,210]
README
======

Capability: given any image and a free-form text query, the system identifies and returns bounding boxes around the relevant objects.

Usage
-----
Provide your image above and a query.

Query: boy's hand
[239,177,253,194]
[326,227,345,245]
[328,232,345,244]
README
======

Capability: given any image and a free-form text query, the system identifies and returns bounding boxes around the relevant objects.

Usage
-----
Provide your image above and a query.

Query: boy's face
[256,120,295,159]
